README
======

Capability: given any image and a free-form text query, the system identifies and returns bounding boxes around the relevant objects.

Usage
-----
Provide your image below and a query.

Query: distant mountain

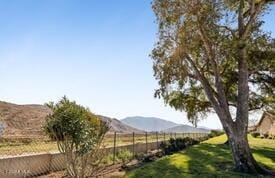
[98,115,143,133]
[164,125,211,133]
[0,101,143,140]
[198,126,213,130]
[121,116,179,132]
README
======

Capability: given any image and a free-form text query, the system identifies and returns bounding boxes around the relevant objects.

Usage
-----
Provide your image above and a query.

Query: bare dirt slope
[0,101,51,140]
[0,101,143,140]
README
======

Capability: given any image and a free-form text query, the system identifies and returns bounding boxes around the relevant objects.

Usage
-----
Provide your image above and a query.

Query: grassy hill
[124,135,275,178]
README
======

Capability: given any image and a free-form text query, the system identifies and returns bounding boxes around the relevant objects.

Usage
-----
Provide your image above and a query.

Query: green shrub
[44,96,109,178]
[159,141,168,154]
[102,153,114,165]
[251,132,260,138]
[102,150,133,165]
[209,130,224,138]
[160,137,200,155]
[117,149,132,164]
[263,133,269,139]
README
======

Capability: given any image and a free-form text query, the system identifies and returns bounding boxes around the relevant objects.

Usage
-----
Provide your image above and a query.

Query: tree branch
[218,25,237,38]
[243,1,264,38]
[197,21,231,119]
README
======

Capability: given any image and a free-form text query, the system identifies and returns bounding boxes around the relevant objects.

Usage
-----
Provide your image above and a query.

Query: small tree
[44,96,109,178]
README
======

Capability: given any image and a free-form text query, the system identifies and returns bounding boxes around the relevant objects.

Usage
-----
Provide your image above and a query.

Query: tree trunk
[227,131,275,175]
[228,132,256,173]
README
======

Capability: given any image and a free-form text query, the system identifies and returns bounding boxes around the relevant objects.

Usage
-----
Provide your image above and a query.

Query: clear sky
[0,1,274,129]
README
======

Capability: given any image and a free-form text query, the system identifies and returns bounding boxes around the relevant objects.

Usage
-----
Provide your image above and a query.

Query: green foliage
[160,137,200,155]
[251,132,260,138]
[102,153,114,165]
[117,149,132,164]
[263,133,269,139]
[151,0,275,126]
[102,150,132,165]
[45,96,108,154]
[208,130,225,138]
[44,96,109,178]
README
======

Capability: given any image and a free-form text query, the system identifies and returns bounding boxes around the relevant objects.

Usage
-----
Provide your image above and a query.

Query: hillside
[0,101,51,139]
[121,116,179,132]
[98,115,143,133]
[0,101,143,140]
[164,125,210,133]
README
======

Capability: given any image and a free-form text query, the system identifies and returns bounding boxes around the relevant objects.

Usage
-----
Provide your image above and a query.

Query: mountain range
[121,116,178,132]
[121,116,211,133]
[164,125,210,133]
[0,101,143,140]
[0,100,211,141]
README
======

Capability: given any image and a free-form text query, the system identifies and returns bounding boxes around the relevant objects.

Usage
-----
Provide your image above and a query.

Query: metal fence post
[113,132,117,164]
[145,132,148,153]
[156,132,159,149]
[132,132,135,158]
[164,132,166,142]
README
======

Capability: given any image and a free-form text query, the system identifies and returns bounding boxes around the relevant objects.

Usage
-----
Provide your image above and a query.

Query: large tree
[152,0,275,174]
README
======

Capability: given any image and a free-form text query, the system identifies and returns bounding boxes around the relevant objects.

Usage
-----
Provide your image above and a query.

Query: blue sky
[0,1,274,129]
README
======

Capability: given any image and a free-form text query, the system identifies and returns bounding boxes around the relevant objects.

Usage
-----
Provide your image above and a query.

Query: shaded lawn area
[124,135,275,178]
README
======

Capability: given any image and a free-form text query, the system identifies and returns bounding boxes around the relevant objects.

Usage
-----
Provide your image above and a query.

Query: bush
[44,96,109,178]
[159,141,169,154]
[117,149,132,165]
[263,133,269,139]
[251,132,260,138]
[209,130,224,138]
[197,136,209,142]
[160,137,200,155]
[102,153,114,165]
[102,150,133,166]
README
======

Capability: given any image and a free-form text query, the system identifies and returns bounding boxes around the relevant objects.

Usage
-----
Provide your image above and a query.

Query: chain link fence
[0,132,209,177]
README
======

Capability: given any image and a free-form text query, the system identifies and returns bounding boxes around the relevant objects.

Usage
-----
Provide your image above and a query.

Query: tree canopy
[152,0,275,127]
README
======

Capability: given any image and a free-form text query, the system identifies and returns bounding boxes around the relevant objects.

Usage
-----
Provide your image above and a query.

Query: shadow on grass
[252,147,275,169]
[124,143,269,178]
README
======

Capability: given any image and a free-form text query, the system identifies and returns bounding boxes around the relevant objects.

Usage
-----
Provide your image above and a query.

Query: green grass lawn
[124,135,275,178]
